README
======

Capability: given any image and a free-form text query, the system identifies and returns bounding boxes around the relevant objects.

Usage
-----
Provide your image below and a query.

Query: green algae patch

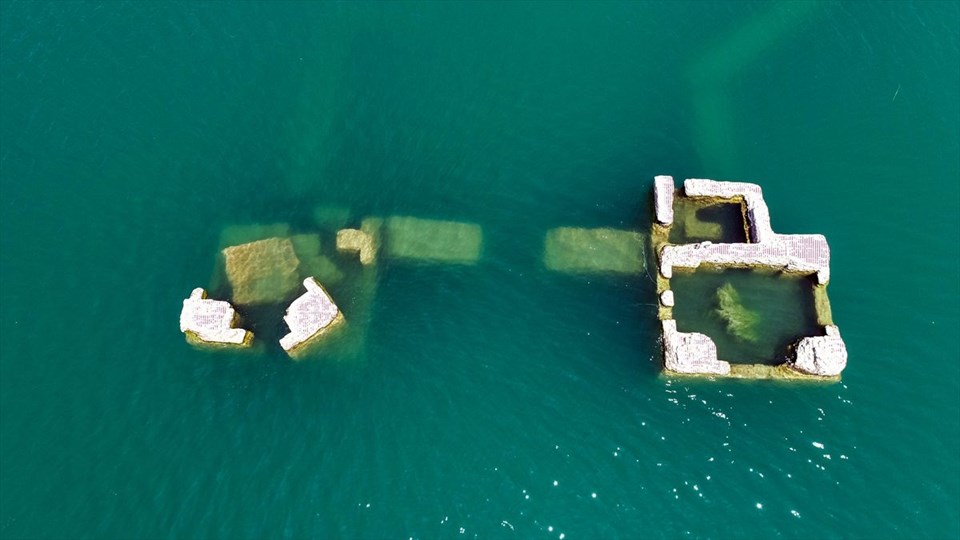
[543,227,645,275]
[715,282,759,342]
[383,216,482,264]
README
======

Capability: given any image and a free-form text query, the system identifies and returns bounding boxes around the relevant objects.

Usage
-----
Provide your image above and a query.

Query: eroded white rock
[789,325,847,377]
[179,288,252,347]
[654,175,675,225]
[662,319,730,375]
[279,277,344,355]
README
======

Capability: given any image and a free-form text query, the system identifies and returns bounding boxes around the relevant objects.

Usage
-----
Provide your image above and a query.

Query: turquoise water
[2,1,958,538]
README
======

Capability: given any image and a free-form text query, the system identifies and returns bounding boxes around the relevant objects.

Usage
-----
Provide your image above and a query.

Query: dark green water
[2,2,958,538]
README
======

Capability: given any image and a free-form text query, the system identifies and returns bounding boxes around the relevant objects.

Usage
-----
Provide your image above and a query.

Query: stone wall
[660,179,831,284]
[654,175,675,225]
[654,176,845,379]
[179,288,252,347]
[661,320,731,375]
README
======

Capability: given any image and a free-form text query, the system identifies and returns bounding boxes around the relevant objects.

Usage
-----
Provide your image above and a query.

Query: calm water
[2,2,958,538]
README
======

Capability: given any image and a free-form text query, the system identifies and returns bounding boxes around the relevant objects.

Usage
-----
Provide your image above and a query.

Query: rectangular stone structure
[654,175,675,225]
[660,234,830,284]
[383,216,482,264]
[544,227,645,274]
[653,175,845,380]
[684,179,772,241]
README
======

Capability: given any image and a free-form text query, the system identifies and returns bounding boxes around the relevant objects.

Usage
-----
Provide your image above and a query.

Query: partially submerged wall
[179,288,253,349]
[653,175,846,381]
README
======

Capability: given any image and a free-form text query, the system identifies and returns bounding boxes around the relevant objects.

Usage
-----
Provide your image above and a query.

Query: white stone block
[279,277,343,354]
[654,175,675,225]
[179,288,252,346]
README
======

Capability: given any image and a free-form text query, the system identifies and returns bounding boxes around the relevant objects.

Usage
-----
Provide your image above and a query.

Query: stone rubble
[661,320,731,375]
[179,288,252,346]
[279,277,343,355]
[789,325,847,377]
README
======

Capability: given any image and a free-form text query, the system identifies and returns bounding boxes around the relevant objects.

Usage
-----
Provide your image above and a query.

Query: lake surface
[1,2,958,538]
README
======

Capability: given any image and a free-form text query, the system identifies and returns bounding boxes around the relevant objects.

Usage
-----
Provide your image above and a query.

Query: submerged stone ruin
[178,181,846,380]
[180,211,486,358]
[279,277,345,358]
[652,175,847,380]
[179,215,369,358]
[179,288,253,348]
[222,237,302,305]
[543,227,645,275]
[382,216,483,264]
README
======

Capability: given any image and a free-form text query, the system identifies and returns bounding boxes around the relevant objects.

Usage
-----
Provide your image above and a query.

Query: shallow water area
[672,269,820,365]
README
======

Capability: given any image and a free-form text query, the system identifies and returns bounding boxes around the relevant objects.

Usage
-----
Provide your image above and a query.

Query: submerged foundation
[280,277,345,359]
[652,175,847,381]
[543,227,645,275]
[179,178,846,380]
[179,288,253,349]
[186,213,486,358]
